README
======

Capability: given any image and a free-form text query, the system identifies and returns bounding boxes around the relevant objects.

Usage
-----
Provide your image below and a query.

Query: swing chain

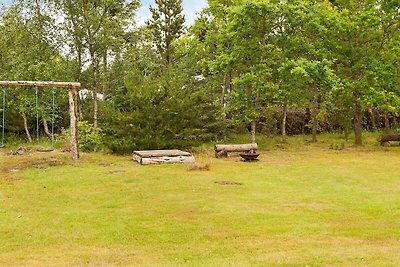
[35,87,40,143]
[1,88,56,148]
[1,88,6,147]
[52,89,56,147]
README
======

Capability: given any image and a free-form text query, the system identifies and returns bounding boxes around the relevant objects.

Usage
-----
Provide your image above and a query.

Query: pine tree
[147,0,185,66]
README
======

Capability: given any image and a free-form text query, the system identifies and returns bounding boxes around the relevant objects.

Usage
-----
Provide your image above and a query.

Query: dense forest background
[0,0,399,153]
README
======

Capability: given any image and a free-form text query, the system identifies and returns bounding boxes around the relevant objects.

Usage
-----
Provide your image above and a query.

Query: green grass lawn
[1,134,400,266]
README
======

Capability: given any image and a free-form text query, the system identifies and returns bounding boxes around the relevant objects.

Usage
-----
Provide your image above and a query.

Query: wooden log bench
[214,143,258,158]
[133,150,195,165]
[379,134,400,146]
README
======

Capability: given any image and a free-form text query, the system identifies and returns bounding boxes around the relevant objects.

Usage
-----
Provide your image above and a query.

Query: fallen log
[379,134,400,145]
[214,143,258,158]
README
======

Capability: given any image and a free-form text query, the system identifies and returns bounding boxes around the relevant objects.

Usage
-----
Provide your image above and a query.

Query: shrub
[58,121,104,152]
[101,71,227,154]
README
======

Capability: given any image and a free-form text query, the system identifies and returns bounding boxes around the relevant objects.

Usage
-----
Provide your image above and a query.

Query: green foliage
[102,68,226,154]
[0,5,73,138]
[59,121,104,152]
[147,0,185,65]
[77,121,104,152]
[0,0,399,150]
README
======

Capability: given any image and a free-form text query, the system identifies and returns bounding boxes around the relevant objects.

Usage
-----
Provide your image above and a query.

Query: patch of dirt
[1,153,69,181]
[214,181,243,186]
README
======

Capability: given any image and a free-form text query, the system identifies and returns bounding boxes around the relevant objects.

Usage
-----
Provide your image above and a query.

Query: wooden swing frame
[0,81,80,165]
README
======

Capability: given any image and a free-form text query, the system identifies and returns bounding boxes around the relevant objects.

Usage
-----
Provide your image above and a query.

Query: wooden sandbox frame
[133,150,195,165]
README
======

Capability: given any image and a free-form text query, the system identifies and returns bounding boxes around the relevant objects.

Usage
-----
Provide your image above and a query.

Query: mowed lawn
[1,136,400,266]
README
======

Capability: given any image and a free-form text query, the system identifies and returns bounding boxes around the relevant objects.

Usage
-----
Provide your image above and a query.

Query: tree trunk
[311,95,320,143]
[221,74,227,107]
[77,96,83,121]
[281,102,287,144]
[22,113,32,143]
[165,41,172,66]
[312,115,318,142]
[384,111,390,133]
[93,90,98,129]
[221,74,231,108]
[251,121,256,143]
[344,128,349,142]
[369,108,376,131]
[42,115,51,139]
[76,47,84,121]
[102,52,108,98]
[354,96,363,146]
[74,92,80,124]
[90,48,99,129]
[304,108,311,135]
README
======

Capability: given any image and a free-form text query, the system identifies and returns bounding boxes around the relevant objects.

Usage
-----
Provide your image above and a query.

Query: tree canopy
[0,0,399,151]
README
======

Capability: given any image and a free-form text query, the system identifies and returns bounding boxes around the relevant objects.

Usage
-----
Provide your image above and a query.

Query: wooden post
[74,90,80,159]
[68,88,79,166]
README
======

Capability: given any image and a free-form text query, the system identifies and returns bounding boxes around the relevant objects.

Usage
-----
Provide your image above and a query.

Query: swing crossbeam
[0,81,80,89]
[0,81,80,166]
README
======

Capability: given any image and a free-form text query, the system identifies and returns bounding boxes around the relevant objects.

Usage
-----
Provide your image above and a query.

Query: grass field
[1,134,400,266]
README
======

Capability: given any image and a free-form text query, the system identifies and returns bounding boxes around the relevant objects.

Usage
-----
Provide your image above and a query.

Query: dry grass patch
[187,161,211,171]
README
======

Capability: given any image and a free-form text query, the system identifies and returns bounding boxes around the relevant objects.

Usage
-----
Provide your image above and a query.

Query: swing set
[1,87,56,149]
[0,81,80,165]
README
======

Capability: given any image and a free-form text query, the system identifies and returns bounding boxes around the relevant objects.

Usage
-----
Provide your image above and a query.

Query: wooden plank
[0,81,80,89]
[133,150,192,158]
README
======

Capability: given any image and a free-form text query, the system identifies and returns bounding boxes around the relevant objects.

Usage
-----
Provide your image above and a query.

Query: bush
[58,121,104,152]
[101,71,227,154]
